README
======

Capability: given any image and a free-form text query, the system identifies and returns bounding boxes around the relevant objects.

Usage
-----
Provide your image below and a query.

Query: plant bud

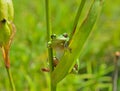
[0,0,14,46]
[0,0,14,21]
[0,20,11,46]
[7,0,14,21]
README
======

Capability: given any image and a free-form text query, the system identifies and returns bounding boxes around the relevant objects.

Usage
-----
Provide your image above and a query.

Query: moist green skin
[51,34,69,49]
[50,34,69,59]
[50,34,78,72]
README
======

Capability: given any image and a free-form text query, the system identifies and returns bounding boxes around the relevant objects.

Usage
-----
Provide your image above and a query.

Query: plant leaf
[52,0,103,85]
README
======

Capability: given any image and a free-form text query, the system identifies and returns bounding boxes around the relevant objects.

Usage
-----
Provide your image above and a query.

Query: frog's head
[51,33,69,40]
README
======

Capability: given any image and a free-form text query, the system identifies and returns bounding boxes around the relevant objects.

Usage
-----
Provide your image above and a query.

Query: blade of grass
[52,0,103,84]
[69,0,86,42]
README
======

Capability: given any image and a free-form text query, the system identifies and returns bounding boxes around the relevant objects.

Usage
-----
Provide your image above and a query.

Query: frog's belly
[54,47,65,60]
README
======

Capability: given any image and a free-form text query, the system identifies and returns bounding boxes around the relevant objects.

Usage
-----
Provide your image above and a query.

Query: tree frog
[50,33,70,59]
[50,33,79,73]
[42,33,79,73]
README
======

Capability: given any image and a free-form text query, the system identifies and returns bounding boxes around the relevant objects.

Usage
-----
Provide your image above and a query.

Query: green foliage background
[0,0,120,91]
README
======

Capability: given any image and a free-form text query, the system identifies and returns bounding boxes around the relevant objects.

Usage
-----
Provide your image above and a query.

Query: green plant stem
[45,0,56,91]
[45,0,54,72]
[45,0,51,41]
[113,52,120,91]
[51,82,56,91]
[6,67,16,91]
[70,0,86,41]
[2,47,16,91]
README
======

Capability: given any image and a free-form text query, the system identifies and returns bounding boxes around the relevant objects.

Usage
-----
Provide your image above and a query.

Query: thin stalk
[45,0,54,72]
[45,0,51,41]
[69,0,86,42]
[113,52,120,91]
[6,68,16,91]
[45,0,56,91]
[51,83,57,91]
[2,47,16,91]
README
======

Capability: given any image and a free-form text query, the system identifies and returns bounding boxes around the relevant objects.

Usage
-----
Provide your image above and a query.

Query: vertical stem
[45,0,56,91]
[2,47,16,91]
[51,83,57,91]
[45,0,51,41]
[6,68,16,91]
[45,0,54,72]
[69,0,86,42]
[113,52,120,91]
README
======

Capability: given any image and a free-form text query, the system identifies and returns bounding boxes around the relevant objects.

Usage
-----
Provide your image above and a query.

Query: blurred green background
[0,0,120,91]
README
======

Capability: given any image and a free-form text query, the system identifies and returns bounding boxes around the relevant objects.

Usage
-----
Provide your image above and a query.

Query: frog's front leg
[53,56,59,67]
[64,41,72,53]
[41,56,59,72]
[47,41,52,48]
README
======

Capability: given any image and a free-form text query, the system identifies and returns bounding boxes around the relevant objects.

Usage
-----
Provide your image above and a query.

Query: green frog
[42,33,79,73]
[50,33,70,59]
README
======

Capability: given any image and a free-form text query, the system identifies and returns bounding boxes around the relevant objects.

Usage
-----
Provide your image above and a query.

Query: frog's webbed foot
[53,56,59,67]
[41,68,50,72]
[47,41,52,48]
[70,64,79,74]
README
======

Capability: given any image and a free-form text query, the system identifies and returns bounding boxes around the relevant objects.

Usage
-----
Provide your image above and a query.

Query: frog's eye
[51,34,56,39]
[63,33,68,38]
[1,19,6,23]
